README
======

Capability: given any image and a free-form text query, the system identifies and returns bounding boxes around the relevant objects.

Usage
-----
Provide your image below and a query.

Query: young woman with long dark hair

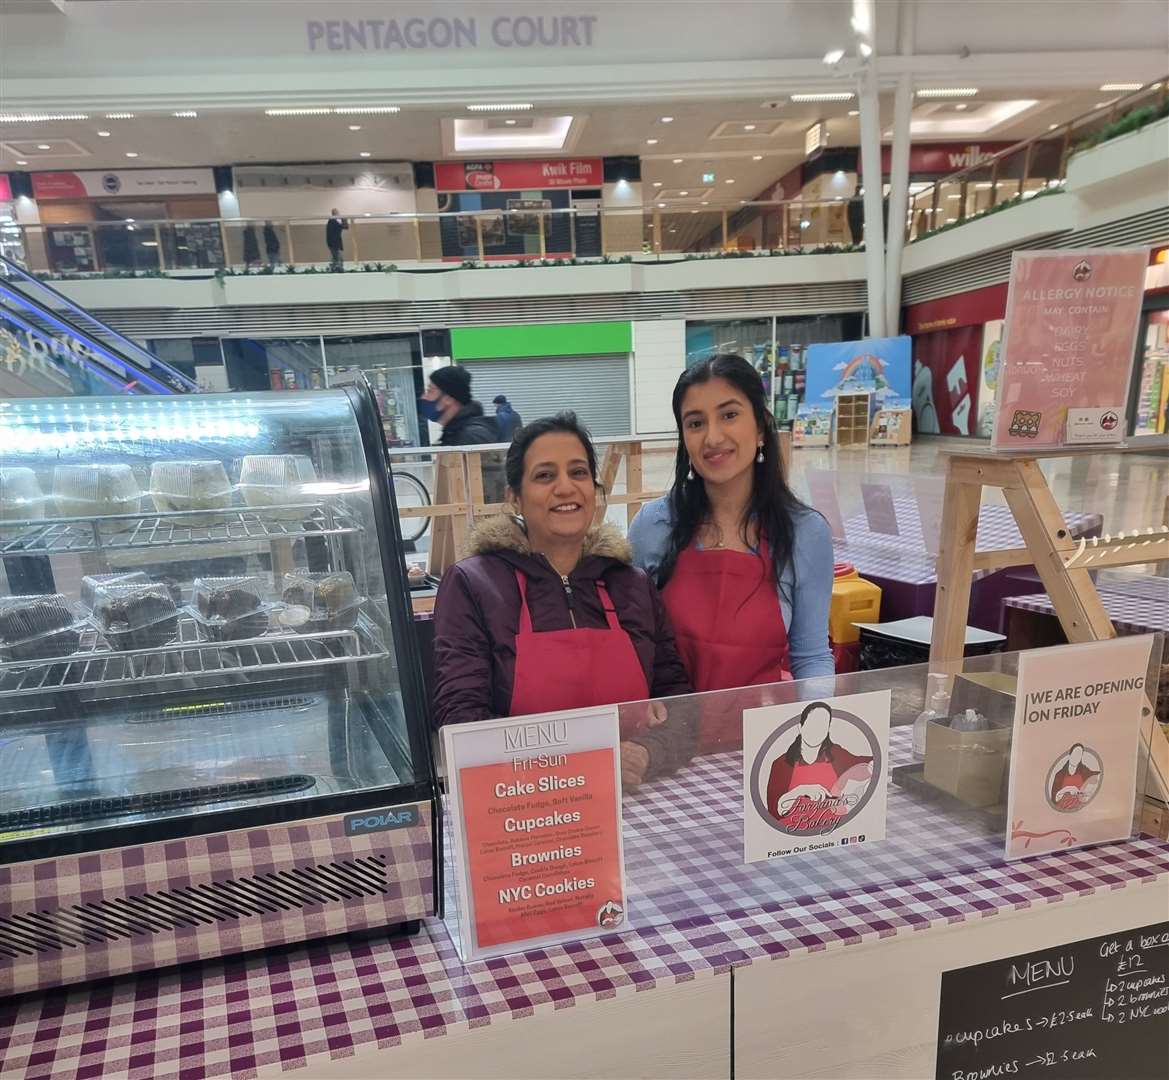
[629,354,834,748]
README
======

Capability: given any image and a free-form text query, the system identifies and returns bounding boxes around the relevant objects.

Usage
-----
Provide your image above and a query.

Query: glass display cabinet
[0,387,438,996]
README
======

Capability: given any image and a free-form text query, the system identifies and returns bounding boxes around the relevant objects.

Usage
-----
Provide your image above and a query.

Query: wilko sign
[873,142,1016,176]
[435,158,602,192]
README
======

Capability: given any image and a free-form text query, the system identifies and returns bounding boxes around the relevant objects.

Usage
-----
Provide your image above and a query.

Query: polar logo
[101,173,122,194]
[343,807,418,836]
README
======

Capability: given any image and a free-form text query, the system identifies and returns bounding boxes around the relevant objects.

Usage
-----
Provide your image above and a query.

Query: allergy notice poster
[442,705,627,961]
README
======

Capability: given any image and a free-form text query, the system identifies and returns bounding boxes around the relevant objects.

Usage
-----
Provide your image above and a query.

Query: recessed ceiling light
[173,110,198,118]
[752,155,763,161]
[359,151,371,157]
[690,209,699,214]
[1094,101,1110,109]
[652,181,663,187]
[743,124,756,131]
[1048,122,1059,130]
[658,202,666,208]
[660,116,674,123]
[363,212,371,217]
[791,92,855,102]
[915,88,978,98]
[672,157,683,164]
[505,118,517,125]
[348,124,362,131]
[125,151,139,158]
[36,144,50,150]
[954,103,968,111]
[97,130,111,137]
[125,218,135,223]
[823,48,845,65]
[104,113,135,120]
[1100,83,1142,92]
[15,159,28,165]
[334,106,400,115]
[265,107,332,116]
[679,190,689,196]
[848,109,860,116]
[725,178,735,184]
[701,200,709,205]
[857,41,873,58]
[646,138,658,145]
[0,112,89,122]
[466,103,532,112]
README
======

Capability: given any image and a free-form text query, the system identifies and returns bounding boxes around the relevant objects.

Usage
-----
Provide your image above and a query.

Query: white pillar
[884,71,914,335]
[857,61,887,339]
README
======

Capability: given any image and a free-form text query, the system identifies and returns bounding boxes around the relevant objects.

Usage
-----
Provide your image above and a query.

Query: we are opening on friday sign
[442,706,627,961]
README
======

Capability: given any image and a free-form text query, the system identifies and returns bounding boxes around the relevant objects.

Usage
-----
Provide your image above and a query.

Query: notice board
[936,922,1169,1079]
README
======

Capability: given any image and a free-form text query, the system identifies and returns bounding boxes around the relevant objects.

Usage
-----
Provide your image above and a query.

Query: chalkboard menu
[937,922,1168,1080]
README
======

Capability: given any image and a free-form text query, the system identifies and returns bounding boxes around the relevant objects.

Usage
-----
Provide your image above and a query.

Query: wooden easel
[928,450,1169,828]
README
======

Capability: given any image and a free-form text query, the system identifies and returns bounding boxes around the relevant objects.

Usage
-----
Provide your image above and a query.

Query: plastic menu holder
[91,582,180,652]
[0,468,50,533]
[190,575,272,643]
[52,463,142,519]
[279,571,362,634]
[238,455,318,520]
[149,460,235,524]
[0,594,85,662]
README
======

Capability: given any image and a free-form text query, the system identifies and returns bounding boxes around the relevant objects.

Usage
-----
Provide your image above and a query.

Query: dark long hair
[657,354,809,597]
[783,702,836,765]
[504,411,599,495]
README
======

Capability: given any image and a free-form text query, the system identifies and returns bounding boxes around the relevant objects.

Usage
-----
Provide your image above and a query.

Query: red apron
[662,544,790,753]
[773,758,847,833]
[508,570,650,737]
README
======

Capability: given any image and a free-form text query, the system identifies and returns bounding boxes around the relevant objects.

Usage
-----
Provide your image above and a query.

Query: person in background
[242,224,260,269]
[420,364,504,498]
[432,412,694,788]
[493,394,524,441]
[326,208,348,270]
[629,353,834,753]
[263,221,281,268]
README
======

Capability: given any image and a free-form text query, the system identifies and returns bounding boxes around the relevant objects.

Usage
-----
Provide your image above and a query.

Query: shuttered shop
[451,322,632,437]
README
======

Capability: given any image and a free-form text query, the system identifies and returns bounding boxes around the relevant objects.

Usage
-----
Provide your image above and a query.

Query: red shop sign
[29,172,88,200]
[436,158,603,192]
[904,283,1009,335]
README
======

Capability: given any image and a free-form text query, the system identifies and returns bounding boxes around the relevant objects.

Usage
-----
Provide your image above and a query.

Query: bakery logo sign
[0,322,123,380]
[307,13,599,52]
[1073,259,1092,281]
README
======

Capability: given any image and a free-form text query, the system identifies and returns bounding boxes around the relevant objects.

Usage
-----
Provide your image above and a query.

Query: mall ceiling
[0,85,1149,203]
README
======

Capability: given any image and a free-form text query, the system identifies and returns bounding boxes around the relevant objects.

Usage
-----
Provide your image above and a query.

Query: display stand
[834,392,871,447]
[927,449,1169,830]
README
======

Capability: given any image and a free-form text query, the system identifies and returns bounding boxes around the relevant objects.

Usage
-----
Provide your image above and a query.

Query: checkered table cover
[1005,579,1169,636]
[3,731,1166,1080]
[837,501,1103,586]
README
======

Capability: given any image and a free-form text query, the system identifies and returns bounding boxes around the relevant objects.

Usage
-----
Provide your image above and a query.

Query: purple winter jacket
[432,516,696,780]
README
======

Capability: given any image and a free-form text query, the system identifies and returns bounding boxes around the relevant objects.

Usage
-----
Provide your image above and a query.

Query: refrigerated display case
[0,386,438,997]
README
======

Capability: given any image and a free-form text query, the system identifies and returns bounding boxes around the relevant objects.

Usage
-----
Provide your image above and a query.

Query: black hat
[429,364,472,405]
[492,394,507,405]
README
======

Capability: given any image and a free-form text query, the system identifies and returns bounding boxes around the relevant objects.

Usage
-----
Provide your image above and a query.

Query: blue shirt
[628,496,836,680]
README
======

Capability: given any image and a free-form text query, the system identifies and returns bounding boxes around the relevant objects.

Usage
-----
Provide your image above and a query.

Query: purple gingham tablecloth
[1005,579,1169,636]
[838,502,1104,586]
[3,733,1166,1080]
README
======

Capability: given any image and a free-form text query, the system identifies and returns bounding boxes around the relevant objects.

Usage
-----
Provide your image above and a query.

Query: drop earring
[687,466,696,480]
[756,446,764,463]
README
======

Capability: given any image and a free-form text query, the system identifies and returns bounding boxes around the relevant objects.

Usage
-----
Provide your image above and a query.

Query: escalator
[0,255,197,397]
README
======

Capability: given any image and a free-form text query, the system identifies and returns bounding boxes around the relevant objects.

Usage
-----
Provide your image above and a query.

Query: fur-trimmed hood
[467,514,632,564]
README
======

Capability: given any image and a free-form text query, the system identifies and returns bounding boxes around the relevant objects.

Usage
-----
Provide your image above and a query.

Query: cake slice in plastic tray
[91,581,180,652]
[149,460,235,524]
[192,575,267,621]
[52,463,142,519]
[0,594,87,663]
[80,571,151,610]
[0,468,50,533]
[238,455,319,520]
[278,570,363,634]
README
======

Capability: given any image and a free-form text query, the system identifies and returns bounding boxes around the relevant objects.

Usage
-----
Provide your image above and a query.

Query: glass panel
[0,391,415,850]
[323,334,423,447]
[220,337,325,392]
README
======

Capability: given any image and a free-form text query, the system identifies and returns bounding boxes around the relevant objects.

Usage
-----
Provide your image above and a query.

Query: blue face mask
[418,397,442,422]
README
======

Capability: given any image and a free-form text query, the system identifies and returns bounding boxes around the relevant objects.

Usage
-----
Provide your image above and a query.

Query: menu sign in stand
[992,247,1148,450]
[1005,636,1155,860]
[442,705,627,962]
[936,922,1169,1080]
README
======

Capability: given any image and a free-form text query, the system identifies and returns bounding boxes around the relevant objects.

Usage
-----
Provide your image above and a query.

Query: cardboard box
[925,718,1011,808]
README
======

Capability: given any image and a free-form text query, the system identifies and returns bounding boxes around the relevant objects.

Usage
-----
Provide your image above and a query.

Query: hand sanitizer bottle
[913,676,950,761]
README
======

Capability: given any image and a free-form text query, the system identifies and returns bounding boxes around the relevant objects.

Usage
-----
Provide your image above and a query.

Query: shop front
[1130,246,1169,443]
[904,283,1008,437]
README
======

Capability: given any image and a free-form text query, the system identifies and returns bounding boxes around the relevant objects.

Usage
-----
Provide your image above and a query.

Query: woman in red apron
[630,354,835,754]
[1049,743,1101,809]
[432,412,694,788]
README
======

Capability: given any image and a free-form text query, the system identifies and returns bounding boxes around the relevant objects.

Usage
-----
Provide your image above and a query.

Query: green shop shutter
[462,354,631,437]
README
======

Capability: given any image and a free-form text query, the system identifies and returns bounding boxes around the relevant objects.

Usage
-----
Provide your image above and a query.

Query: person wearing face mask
[420,364,505,500]
[629,354,834,753]
[431,412,695,788]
